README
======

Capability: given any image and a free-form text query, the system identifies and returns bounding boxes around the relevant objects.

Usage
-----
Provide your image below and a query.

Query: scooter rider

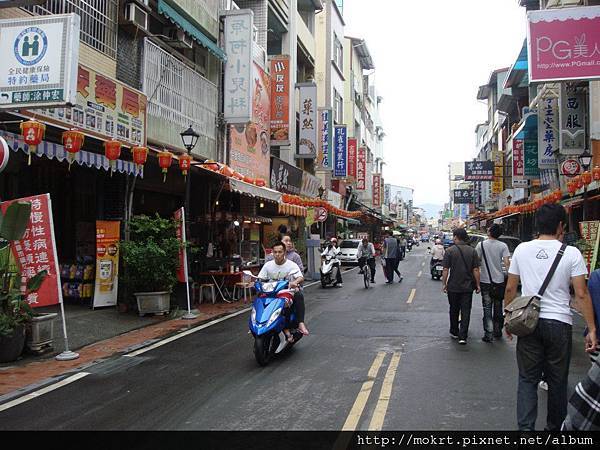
[322,237,343,287]
[431,238,445,269]
[357,238,376,283]
[258,241,309,341]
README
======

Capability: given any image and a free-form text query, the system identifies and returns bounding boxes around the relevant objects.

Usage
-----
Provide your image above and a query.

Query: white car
[338,239,362,265]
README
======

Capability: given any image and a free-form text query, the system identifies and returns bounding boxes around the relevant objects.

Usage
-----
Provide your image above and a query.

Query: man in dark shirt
[442,228,481,345]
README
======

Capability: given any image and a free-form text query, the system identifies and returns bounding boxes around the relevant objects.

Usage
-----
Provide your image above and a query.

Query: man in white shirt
[258,241,308,338]
[505,204,597,431]
[476,224,511,342]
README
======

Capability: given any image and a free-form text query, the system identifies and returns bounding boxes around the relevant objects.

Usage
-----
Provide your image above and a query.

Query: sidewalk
[0,299,250,397]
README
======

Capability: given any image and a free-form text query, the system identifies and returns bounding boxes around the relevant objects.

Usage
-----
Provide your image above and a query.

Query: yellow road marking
[369,352,402,431]
[341,351,386,431]
[407,288,416,304]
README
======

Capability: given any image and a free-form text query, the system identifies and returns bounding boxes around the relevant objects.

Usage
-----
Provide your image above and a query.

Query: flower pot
[26,313,57,354]
[0,324,26,363]
[134,291,171,316]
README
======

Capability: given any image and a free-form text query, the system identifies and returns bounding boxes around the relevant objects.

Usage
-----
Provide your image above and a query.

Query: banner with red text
[347,138,357,179]
[357,147,366,191]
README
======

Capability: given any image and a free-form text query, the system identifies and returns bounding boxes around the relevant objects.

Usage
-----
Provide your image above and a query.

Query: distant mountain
[416,204,443,220]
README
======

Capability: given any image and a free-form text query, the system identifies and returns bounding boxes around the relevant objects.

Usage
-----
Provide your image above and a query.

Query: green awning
[158,0,227,62]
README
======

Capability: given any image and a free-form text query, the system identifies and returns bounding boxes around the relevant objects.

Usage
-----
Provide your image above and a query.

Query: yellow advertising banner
[492,151,504,195]
[94,221,120,308]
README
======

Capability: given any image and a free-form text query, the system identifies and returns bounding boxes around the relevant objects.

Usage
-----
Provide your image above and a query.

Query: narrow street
[0,246,592,431]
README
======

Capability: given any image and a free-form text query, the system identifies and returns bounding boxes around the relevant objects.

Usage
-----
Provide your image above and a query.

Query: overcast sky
[343,0,527,207]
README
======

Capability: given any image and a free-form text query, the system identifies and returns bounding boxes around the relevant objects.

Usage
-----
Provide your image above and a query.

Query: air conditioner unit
[125,2,148,30]
[167,28,194,49]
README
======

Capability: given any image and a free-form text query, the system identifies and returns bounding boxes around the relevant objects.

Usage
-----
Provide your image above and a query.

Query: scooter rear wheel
[254,335,272,366]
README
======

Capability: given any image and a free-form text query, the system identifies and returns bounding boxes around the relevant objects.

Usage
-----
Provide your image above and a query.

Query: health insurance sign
[0,13,80,109]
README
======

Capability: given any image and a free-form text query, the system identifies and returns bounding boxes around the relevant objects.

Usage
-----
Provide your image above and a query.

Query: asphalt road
[0,245,593,430]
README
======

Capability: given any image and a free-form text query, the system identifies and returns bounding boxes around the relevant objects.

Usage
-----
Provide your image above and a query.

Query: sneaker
[450,333,459,339]
[336,283,343,288]
[538,381,548,391]
[398,277,403,283]
[371,280,376,284]
[458,339,467,345]
[482,336,493,343]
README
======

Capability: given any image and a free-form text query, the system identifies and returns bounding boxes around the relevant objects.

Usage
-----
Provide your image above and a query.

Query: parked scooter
[430,260,443,280]
[246,272,303,366]
[320,254,341,288]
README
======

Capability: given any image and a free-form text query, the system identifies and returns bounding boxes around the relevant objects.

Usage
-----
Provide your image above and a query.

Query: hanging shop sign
[0,136,8,173]
[357,147,367,191]
[579,221,600,275]
[347,138,357,179]
[453,189,473,204]
[559,84,586,155]
[21,65,147,147]
[269,55,290,144]
[464,161,494,181]
[301,171,321,198]
[297,82,317,157]
[372,174,382,207]
[0,193,61,308]
[333,125,347,178]
[560,158,582,177]
[270,156,302,195]
[318,108,333,170]
[512,138,525,178]
[491,150,504,195]
[223,10,253,124]
[524,140,539,177]
[93,221,120,308]
[0,13,79,109]
[538,97,559,168]
[592,81,600,140]
[527,6,600,83]
[229,62,271,182]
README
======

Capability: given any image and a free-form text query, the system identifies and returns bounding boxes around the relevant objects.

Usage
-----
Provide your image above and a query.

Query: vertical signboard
[356,147,367,190]
[93,221,120,308]
[270,55,290,144]
[560,83,586,155]
[372,174,381,207]
[524,141,539,177]
[491,150,503,194]
[347,138,357,179]
[1,194,61,308]
[174,208,188,284]
[298,82,317,157]
[224,10,253,124]
[579,221,600,275]
[318,108,333,170]
[539,97,559,168]
[512,137,525,187]
[333,125,347,178]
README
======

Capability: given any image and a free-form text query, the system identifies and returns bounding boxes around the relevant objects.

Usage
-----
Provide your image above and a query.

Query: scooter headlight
[251,307,257,325]
[266,308,282,327]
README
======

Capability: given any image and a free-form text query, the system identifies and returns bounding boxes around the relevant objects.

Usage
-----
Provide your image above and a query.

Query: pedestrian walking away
[476,224,510,342]
[442,228,481,344]
[504,204,598,431]
[383,231,400,284]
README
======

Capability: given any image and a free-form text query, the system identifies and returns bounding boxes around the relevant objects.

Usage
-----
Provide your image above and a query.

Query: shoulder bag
[504,243,567,337]
[455,245,477,292]
[481,241,505,301]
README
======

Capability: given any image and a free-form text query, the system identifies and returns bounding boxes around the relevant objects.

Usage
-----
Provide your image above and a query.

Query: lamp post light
[579,149,593,221]
[507,194,512,206]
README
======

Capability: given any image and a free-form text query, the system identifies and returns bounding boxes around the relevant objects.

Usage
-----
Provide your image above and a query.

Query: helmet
[330,237,338,243]
[436,239,442,244]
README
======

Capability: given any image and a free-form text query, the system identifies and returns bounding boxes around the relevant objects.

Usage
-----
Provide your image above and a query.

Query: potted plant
[0,202,47,362]
[121,214,181,316]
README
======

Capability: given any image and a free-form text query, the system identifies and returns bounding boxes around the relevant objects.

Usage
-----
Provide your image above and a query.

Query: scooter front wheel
[254,335,272,366]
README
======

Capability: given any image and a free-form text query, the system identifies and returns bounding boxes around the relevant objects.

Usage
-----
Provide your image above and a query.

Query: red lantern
[582,171,592,186]
[62,128,85,169]
[574,175,584,190]
[104,140,121,176]
[179,154,192,179]
[220,165,234,177]
[232,171,244,181]
[243,175,254,184]
[20,119,46,165]
[567,180,577,196]
[132,146,148,174]
[203,160,220,171]
[158,150,173,182]
[593,166,600,181]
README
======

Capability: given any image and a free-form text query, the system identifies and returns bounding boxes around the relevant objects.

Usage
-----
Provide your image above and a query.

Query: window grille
[334,89,343,124]
[24,0,118,59]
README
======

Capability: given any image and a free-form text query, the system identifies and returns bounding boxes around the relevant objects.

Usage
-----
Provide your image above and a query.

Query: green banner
[524,140,539,177]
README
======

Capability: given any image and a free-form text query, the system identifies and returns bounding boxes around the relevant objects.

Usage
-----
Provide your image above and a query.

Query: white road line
[0,372,90,412]
[407,288,416,304]
[417,271,422,278]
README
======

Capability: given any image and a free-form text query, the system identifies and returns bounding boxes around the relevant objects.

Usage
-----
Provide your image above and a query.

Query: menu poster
[93,221,120,308]
[579,221,600,275]
[0,194,61,308]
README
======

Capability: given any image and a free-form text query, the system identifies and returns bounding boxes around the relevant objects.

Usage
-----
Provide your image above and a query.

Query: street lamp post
[579,149,593,221]
[507,195,512,206]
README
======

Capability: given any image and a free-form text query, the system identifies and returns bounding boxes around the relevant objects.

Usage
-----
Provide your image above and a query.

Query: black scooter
[430,259,443,280]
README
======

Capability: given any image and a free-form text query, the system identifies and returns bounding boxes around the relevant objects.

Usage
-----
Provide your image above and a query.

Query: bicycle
[363,263,371,289]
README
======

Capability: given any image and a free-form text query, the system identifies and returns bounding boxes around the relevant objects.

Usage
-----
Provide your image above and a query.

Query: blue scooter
[245,272,303,366]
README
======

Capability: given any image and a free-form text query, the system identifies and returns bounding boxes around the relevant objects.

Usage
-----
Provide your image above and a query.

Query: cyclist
[357,238,376,284]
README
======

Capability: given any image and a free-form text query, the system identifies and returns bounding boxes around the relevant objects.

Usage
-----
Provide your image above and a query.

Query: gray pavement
[0,246,593,430]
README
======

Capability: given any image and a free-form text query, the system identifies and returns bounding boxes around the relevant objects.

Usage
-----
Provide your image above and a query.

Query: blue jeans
[516,319,572,431]
[480,283,504,339]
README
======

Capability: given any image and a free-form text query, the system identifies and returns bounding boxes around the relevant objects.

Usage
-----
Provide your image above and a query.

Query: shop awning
[514,111,538,140]
[505,39,528,89]
[1,130,140,177]
[158,0,227,62]
[493,212,520,222]
[229,179,282,203]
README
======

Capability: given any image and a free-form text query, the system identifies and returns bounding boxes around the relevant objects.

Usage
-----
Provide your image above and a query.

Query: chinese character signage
[333,125,347,178]
[492,150,504,195]
[560,84,586,154]
[527,6,600,83]
[513,138,525,181]
[298,82,317,157]
[580,221,600,275]
[453,189,473,204]
[229,62,271,182]
[0,194,61,308]
[318,108,333,170]
[270,156,303,195]
[347,138,357,179]
[372,174,382,207]
[0,13,79,109]
[357,147,367,190]
[524,141,539,177]
[224,10,253,124]
[23,65,147,147]
[270,55,290,144]
[93,220,120,308]
[539,97,559,168]
[464,161,494,181]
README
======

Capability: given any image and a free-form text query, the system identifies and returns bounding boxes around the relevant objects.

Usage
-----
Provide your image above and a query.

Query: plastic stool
[233,282,253,303]
[199,284,216,305]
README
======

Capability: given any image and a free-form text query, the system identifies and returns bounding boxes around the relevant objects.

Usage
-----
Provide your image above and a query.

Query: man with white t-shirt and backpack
[504,204,597,431]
